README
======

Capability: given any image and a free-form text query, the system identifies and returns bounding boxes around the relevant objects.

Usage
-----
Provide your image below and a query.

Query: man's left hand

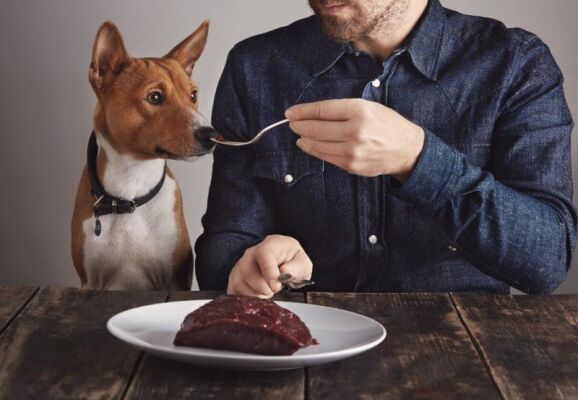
[286,99,425,182]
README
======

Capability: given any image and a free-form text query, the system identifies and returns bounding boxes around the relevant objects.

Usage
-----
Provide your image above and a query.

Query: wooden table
[0,287,576,400]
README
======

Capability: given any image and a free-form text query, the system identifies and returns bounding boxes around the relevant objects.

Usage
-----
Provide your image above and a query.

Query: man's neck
[352,0,428,59]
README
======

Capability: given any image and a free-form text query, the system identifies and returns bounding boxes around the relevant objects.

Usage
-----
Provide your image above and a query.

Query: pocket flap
[253,150,324,187]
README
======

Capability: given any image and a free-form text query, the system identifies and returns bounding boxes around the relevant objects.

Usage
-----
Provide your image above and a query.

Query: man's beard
[320,13,381,42]
[308,0,407,42]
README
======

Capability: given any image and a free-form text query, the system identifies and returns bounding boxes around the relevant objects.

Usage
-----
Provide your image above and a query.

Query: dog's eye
[191,90,198,103]
[146,91,164,105]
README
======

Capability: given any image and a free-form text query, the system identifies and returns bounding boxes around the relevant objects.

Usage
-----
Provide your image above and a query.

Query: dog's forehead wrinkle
[112,60,152,89]
[110,61,164,95]
[123,58,192,96]
[158,58,195,90]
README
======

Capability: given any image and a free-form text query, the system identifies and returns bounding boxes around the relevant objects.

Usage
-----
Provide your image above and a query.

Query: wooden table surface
[0,287,576,400]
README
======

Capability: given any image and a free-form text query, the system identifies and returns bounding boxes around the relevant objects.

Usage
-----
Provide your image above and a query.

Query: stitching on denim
[430,147,461,213]
[294,51,345,105]
[431,12,445,80]
[294,77,318,105]
[255,150,294,157]
[436,33,528,114]
[453,205,483,240]
[435,81,458,115]
[498,36,543,116]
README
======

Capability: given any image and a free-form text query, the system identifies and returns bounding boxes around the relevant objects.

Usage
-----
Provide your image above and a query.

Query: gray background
[1,0,577,293]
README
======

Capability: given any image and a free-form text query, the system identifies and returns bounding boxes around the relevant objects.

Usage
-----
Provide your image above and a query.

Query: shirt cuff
[390,129,459,215]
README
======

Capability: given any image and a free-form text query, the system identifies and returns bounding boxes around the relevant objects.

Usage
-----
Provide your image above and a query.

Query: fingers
[244,275,274,297]
[296,138,353,172]
[289,119,350,141]
[228,235,314,298]
[279,249,313,280]
[229,250,275,298]
[285,99,360,121]
[296,138,352,157]
[228,280,271,299]
[253,246,282,290]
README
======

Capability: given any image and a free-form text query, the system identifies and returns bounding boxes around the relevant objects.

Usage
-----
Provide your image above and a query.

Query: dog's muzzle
[194,125,218,151]
[191,110,218,152]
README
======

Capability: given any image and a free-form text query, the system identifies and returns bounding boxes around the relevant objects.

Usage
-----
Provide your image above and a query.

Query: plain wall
[0,0,577,293]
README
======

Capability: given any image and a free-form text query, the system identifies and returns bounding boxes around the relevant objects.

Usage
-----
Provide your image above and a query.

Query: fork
[279,273,315,290]
[210,119,290,147]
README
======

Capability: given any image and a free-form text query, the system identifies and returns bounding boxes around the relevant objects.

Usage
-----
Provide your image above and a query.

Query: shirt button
[284,174,294,184]
[371,79,381,88]
[368,235,378,245]
[448,245,458,252]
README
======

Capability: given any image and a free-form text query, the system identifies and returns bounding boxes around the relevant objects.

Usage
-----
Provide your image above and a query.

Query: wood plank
[0,286,38,334]
[554,294,578,327]
[125,291,306,400]
[0,287,167,400]
[451,294,578,400]
[306,292,502,400]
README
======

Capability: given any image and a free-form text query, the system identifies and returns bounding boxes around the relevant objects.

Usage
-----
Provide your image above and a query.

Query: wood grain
[0,287,167,400]
[2,287,575,400]
[0,286,37,334]
[306,292,501,400]
[451,293,578,400]
[125,291,306,400]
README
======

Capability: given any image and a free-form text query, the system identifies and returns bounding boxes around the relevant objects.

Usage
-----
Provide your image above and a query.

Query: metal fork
[210,119,290,147]
[279,273,315,290]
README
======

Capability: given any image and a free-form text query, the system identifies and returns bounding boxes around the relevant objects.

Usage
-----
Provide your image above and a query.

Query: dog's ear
[89,21,129,90]
[165,20,209,76]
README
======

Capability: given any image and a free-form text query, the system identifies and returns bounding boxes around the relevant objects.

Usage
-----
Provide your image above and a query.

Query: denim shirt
[195,0,576,294]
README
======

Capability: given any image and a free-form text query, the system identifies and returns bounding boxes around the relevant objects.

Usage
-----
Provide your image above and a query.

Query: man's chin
[318,15,359,42]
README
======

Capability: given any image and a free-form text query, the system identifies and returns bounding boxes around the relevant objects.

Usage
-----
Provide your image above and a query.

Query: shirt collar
[404,0,445,81]
[311,0,445,81]
[311,16,348,77]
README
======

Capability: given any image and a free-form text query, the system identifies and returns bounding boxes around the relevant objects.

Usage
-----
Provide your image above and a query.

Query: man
[195,0,576,297]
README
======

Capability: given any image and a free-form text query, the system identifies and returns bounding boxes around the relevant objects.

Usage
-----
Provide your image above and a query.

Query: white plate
[107,299,386,371]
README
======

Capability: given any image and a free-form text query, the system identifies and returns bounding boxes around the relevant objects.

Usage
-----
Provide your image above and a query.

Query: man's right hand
[227,235,313,298]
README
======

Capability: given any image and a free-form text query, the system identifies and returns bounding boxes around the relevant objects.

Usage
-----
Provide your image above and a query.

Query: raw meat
[173,295,318,355]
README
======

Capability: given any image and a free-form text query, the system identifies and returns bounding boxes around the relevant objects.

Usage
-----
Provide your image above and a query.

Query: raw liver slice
[173,295,317,355]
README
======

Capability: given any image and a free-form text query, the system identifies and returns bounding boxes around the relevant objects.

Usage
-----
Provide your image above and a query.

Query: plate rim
[107,299,387,362]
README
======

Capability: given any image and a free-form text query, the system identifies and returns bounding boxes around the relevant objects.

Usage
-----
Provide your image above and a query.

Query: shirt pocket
[252,150,327,242]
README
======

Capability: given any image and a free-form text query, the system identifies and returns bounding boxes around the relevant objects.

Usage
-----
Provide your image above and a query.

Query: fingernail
[285,107,295,119]
[297,139,308,151]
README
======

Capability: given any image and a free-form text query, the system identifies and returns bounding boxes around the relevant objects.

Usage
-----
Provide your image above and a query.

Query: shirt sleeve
[194,47,276,290]
[391,36,577,294]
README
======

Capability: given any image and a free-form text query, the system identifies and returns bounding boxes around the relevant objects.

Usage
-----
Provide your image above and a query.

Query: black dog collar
[87,131,167,236]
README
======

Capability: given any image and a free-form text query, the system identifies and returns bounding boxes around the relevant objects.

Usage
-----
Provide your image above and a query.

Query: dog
[71,21,216,290]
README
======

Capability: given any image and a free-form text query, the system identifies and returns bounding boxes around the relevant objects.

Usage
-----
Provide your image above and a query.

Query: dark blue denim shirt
[195,0,576,294]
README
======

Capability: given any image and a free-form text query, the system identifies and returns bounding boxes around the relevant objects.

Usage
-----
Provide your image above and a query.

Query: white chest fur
[82,133,179,290]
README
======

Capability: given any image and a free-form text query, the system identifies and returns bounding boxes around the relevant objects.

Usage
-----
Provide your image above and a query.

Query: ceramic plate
[107,299,386,371]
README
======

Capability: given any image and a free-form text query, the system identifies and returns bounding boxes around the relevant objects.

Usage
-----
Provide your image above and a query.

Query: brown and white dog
[71,21,215,290]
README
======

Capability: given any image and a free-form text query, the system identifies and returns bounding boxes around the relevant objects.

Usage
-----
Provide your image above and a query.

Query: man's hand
[227,235,313,298]
[286,99,425,182]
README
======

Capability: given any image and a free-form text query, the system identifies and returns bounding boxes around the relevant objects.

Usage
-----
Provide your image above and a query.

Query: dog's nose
[194,126,218,150]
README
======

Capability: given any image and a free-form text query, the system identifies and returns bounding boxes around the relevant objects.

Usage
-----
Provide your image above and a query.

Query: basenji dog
[71,21,216,290]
